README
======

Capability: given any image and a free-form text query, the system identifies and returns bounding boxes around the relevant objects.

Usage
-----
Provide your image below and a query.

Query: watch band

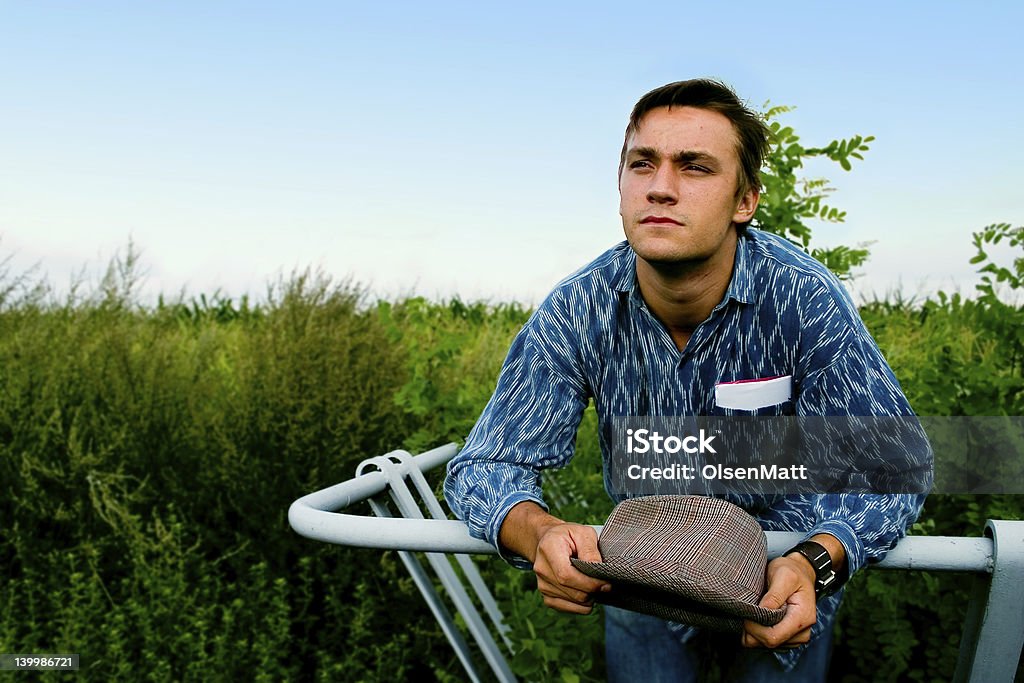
[785,540,838,598]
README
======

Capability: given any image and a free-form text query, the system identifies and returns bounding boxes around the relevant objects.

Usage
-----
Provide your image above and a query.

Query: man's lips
[640,216,683,225]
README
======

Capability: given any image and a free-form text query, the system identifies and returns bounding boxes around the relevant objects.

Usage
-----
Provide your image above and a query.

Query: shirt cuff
[485,491,550,570]
[803,519,864,582]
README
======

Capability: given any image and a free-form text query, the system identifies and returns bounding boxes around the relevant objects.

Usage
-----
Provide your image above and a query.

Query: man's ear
[733,187,759,223]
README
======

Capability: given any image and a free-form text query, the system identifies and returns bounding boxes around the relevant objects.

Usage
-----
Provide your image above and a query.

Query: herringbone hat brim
[585,581,756,632]
[570,495,786,632]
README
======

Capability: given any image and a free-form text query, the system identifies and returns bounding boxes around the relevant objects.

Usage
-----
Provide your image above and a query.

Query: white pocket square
[714,375,792,410]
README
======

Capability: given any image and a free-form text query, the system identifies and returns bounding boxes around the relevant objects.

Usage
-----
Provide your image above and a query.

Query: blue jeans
[604,606,833,682]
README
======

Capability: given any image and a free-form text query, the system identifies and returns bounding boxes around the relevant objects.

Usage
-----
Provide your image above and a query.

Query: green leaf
[561,670,581,683]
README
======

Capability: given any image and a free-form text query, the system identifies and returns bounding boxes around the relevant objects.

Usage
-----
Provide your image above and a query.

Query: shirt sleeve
[789,329,931,580]
[443,302,589,567]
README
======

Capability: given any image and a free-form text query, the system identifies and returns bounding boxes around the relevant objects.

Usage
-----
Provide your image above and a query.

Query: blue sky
[2,1,1021,305]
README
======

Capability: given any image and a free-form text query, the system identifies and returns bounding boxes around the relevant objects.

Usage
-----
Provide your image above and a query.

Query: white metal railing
[289,443,1024,682]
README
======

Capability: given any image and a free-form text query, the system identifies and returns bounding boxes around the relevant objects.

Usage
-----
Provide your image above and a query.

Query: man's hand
[499,501,610,615]
[742,534,844,649]
[533,522,609,614]
[741,554,817,649]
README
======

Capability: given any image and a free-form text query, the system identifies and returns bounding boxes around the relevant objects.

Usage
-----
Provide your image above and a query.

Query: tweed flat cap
[570,495,786,632]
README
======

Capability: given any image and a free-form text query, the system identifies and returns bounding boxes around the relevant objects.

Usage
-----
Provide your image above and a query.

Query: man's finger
[757,588,789,611]
[570,525,603,563]
[758,565,803,610]
[743,608,815,649]
[538,535,608,593]
[566,527,612,592]
[551,562,609,595]
[785,625,812,647]
[759,624,813,650]
[542,595,594,615]
[537,576,593,605]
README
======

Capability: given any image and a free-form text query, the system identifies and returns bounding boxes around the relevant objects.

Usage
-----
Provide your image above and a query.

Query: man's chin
[626,230,734,269]
[630,243,704,267]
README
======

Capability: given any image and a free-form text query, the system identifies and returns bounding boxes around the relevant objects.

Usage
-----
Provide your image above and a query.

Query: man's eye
[684,164,710,173]
[629,160,653,169]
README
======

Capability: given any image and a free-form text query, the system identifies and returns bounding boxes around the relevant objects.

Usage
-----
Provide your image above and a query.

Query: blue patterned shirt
[444,228,926,669]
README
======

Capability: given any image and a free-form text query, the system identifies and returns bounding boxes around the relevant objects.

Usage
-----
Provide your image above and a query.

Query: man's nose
[646,166,677,204]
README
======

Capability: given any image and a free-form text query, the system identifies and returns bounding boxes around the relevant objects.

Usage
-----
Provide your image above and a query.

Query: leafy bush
[0,262,461,681]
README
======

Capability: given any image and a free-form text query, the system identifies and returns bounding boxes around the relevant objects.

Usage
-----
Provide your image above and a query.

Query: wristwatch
[785,541,838,598]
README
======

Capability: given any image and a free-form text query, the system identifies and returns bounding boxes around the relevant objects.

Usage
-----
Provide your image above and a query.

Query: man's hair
[619,79,770,215]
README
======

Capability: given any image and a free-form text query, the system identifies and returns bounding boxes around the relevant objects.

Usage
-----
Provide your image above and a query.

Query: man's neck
[635,231,738,352]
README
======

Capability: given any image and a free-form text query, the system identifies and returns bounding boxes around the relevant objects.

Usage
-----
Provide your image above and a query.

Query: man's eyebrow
[626,146,660,159]
[672,150,719,166]
[625,146,721,166]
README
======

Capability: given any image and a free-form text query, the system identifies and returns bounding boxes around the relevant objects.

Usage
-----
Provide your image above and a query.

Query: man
[444,79,926,680]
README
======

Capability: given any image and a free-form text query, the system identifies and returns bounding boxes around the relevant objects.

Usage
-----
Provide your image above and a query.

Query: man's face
[618,106,758,267]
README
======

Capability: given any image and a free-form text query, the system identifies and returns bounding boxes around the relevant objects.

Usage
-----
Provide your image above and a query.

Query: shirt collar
[726,231,754,305]
[610,242,638,296]
[610,232,755,306]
